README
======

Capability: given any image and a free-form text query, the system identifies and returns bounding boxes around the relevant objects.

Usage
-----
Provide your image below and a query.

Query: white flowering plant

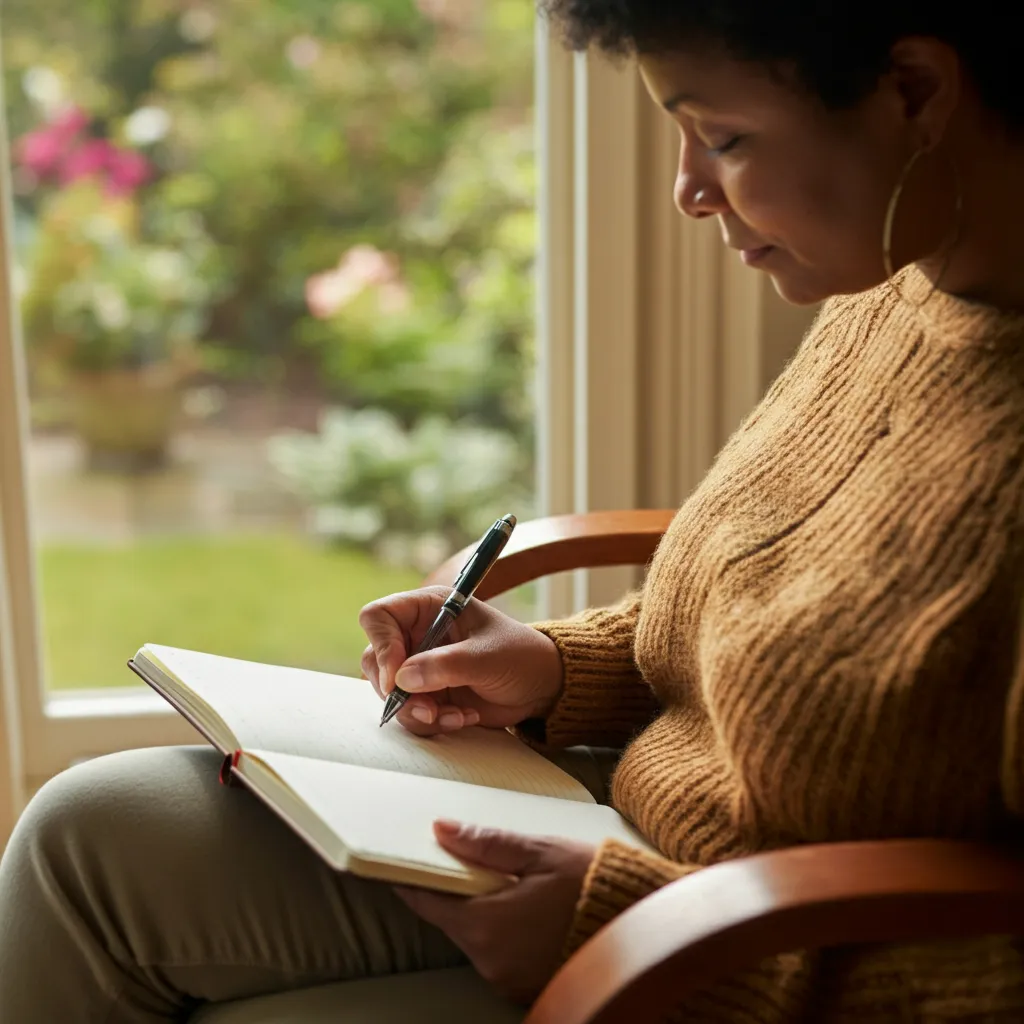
[21,181,220,374]
[268,406,532,569]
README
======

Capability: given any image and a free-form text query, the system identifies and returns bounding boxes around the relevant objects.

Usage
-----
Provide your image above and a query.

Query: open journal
[130,644,656,895]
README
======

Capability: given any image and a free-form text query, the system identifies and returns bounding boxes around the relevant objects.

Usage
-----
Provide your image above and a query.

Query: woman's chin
[766,259,889,307]
[767,270,837,307]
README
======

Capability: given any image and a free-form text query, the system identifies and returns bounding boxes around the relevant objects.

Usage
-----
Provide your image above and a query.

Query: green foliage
[20,181,223,373]
[300,119,536,433]
[7,0,537,562]
[268,406,533,566]
[4,0,537,435]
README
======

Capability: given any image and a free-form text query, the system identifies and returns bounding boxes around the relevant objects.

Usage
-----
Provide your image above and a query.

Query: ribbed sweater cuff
[516,601,657,749]
[564,839,698,958]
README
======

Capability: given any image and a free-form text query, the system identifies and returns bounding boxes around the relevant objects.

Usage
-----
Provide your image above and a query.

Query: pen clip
[455,548,480,581]
[451,516,514,600]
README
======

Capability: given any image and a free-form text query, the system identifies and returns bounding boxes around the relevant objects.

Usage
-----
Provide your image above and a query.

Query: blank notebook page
[142,644,593,802]
[250,749,654,880]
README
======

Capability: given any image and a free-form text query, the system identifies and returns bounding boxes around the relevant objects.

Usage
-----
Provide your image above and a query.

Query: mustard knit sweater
[530,267,1024,1021]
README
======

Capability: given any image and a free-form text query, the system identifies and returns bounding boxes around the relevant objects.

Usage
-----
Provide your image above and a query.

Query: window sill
[45,688,173,720]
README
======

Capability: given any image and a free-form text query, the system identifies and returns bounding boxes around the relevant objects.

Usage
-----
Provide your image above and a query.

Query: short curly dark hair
[539,1,1023,129]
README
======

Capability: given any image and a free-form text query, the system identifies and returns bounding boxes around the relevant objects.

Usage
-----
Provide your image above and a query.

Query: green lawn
[39,535,423,689]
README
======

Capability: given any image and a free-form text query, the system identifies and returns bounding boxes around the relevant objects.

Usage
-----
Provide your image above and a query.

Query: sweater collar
[895,264,1024,349]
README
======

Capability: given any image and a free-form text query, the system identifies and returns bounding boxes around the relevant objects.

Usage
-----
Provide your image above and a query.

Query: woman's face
[639,50,938,305]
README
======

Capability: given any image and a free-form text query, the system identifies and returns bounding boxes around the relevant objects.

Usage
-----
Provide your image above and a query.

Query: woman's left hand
[396,821,596,1004]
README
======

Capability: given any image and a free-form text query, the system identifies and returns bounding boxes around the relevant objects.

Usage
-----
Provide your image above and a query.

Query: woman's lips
[740,245,775,266]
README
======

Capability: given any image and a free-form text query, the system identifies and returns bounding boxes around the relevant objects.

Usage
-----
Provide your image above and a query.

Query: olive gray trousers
[0,744,615,1023]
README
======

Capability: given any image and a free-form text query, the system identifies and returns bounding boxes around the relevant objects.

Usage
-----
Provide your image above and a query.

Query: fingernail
[411,705,433,724]
[377,655,390,694]
[434,819,461,833]
[439,711,462,729]
[395,665,423,691]
[463,710,480,727]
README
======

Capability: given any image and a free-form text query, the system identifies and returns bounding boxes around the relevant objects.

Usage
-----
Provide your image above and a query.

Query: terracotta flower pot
[69,362,184,472]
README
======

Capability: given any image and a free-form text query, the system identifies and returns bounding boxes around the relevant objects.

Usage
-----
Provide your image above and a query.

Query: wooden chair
[195,510,1024,1024]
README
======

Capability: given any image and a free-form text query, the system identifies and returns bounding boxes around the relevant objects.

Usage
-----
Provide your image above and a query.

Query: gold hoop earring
[882,145,963,310]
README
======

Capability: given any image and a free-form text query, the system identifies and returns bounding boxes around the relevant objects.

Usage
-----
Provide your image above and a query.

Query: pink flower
[305,245,402,319]
[16,128,66,176]
[14,104,153,197]
[415,0,473,26]
[306,269,354,320]
[106,149,152,197]
[50,107,90,143]
[58,139,116,187]
[15,106,90,178]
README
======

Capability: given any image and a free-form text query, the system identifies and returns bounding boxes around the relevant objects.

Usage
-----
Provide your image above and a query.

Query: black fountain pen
[379,514,517,727]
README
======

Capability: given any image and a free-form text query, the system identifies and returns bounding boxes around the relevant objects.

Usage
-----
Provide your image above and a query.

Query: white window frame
[0,22,814,838]
[536,35,816,616]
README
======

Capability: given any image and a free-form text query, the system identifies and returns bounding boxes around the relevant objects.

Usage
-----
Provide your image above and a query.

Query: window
[0,6,811,825]
[0,0,541,793]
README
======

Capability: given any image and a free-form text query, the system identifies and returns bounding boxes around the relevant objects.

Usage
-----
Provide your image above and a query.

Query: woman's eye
[707,135,742,157]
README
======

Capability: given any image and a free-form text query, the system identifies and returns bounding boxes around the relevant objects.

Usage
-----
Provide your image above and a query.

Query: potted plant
[21,181,217,471]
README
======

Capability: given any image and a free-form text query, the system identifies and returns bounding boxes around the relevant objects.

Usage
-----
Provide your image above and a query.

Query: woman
[4,1,1024,1020]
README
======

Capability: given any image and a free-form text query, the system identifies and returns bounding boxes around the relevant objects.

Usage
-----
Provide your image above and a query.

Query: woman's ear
[885,36,962,150]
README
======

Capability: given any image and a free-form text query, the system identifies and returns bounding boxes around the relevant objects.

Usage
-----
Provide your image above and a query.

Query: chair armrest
[421,510,676,600]
[526,839,1024,1024]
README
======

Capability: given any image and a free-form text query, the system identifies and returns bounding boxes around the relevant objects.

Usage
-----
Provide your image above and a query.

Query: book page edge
[131,647,238,755]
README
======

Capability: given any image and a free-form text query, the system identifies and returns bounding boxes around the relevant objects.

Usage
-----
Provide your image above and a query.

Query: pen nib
[380,692,403,728]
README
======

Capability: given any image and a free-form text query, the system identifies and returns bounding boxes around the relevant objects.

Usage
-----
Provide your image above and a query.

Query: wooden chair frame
[425,511,1024,1024]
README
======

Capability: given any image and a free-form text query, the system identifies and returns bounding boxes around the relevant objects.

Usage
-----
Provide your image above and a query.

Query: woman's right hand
[359,586,564,737]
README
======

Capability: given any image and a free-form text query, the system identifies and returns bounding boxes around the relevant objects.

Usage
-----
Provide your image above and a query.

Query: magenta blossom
[58,138,118,187]
[106,149,152,197]
[50,106,90,143]
[17,128,66,177]
[15,105,153,197]
[15,106,90,177]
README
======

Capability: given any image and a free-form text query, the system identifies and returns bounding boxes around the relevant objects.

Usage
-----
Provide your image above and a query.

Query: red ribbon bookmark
[219,749,242,786]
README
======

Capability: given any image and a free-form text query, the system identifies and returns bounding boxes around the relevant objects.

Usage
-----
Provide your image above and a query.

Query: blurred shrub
[4,0,537,440]
[20,181,222,375]
[298,118,535,434]
[5,0,539,528]
[268,406,531,568]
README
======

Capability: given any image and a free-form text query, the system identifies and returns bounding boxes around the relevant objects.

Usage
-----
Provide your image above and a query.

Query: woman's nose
[674,174,724,219]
